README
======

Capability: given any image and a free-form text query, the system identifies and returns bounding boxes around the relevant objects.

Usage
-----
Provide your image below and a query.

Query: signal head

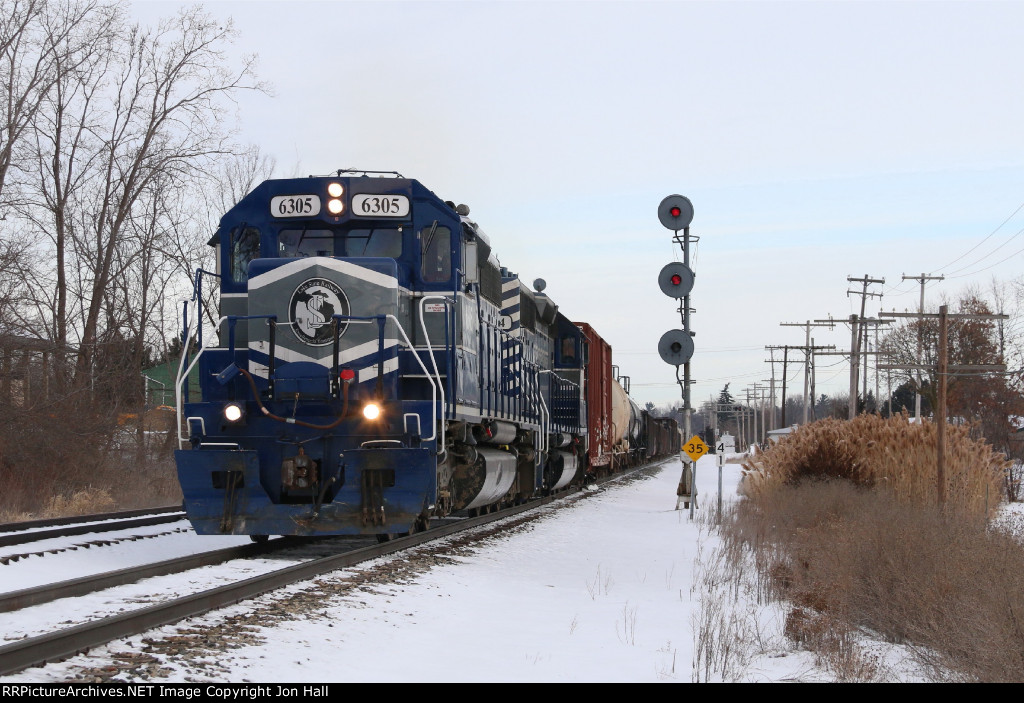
[658,261,694,298]
[658,195,694,230]
[658,329,695,366]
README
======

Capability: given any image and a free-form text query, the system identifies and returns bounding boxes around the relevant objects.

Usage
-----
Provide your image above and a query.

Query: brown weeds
[740,413,1008,520]
[727,475,1024,681]
[0,402,181,521]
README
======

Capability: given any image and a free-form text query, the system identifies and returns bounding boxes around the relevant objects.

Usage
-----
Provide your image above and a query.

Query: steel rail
[0,495,566,676]
[0,461,666,676]
[0,514,186,548]
[0,506,182,534]
[0,541,277,614]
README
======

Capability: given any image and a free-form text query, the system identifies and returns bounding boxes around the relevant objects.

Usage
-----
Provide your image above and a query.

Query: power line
[932,200,1024,274]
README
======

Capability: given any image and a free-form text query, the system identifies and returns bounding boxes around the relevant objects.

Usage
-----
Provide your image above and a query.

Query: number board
[352,194,410,218]
[271,195,321,217]
[684,435,709,462]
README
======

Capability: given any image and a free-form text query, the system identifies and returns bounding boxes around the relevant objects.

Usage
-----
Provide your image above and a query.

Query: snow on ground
[8,451,1012,682]
[0,455,821,682]
[0,521,252,593]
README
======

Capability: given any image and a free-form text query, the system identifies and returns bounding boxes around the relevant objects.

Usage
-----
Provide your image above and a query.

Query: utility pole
[765,349,778,431]
[817,342,887,419]
[769,342,836,425]
[858,318,892,411]
[780,318,836,424]
[846,275,885,416]
[751,384,771,445]
[879,307,1007,506]
[902,273,944,422]
[765,346,795,426]
[745,386,765,447]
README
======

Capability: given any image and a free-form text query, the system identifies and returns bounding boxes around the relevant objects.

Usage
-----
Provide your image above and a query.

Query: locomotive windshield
[420,223,451,283]
[278,227,403,258]
[230,226,260,283]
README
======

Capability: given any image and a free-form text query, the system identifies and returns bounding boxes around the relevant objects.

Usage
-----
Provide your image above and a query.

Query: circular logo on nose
[289,278,349,346]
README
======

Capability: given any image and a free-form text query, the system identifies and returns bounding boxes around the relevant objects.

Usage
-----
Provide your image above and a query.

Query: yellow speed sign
[684,435,709,462]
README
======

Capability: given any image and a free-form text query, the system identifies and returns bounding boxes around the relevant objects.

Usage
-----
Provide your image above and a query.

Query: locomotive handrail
[328,312,440,443]
[536,368,552,456]
[177,267,221,406]
[175,312,277,447]
[176,315,229,449]
[387,313,439,443]
[328,314,390,400]
[418,295,455,455]
[226,315,278,355]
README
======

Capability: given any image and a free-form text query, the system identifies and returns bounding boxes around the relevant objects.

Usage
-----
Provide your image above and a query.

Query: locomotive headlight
[327,199,344,215]
[362,402,381,421]
[327,182,344,197]
[223,402,245,423]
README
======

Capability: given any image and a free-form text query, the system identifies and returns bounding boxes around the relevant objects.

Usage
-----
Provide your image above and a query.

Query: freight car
[174,170,678,539]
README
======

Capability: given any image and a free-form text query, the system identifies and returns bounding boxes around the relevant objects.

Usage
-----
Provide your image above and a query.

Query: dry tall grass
[740,413,1009,519]
[726,414,1024,681]
[0,403,182,521]
[725,482,1024,681]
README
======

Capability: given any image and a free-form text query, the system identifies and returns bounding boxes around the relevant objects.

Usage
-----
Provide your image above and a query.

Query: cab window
[230,226,260,283]
[279,229,334,257]
[346,228,402,257]
[560,337,578,365]
[420,224,451,282]
[278,228,402,258]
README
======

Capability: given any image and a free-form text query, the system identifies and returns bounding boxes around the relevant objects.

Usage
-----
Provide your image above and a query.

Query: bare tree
[881,290,1024,447]
[0,1,269,515]
[0,0,111,206]
[70,8,261,386]
[19,1,122,388]
[0,0,49,204]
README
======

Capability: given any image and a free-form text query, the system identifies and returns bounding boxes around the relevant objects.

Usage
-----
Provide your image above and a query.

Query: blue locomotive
[174,170,598,539]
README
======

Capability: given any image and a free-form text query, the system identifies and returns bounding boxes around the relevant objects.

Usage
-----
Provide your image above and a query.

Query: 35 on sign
[684,436,709,461]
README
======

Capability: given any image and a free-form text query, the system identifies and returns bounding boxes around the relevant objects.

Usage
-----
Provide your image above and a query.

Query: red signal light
[671,274,682,286]
[670,206,682,217]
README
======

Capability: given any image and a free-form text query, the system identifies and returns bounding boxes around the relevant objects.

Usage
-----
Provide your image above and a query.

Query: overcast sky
[131,0,1024,410]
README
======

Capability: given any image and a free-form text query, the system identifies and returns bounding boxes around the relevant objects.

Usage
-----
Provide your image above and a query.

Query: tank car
[173,170,598,539]
[609,374,643,469]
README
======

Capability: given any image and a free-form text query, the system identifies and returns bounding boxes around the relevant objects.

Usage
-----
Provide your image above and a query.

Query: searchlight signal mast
[657,195,699,515]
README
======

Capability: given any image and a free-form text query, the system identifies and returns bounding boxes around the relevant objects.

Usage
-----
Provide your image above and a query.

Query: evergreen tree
[717,383,734,406]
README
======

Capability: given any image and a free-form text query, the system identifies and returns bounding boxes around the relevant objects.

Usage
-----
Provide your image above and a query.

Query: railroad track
[0,462,665,677]
[0,506,185,549]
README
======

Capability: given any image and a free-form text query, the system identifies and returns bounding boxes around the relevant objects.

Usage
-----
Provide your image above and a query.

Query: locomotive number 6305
[352,193,410,217]
[270,194,321,217]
